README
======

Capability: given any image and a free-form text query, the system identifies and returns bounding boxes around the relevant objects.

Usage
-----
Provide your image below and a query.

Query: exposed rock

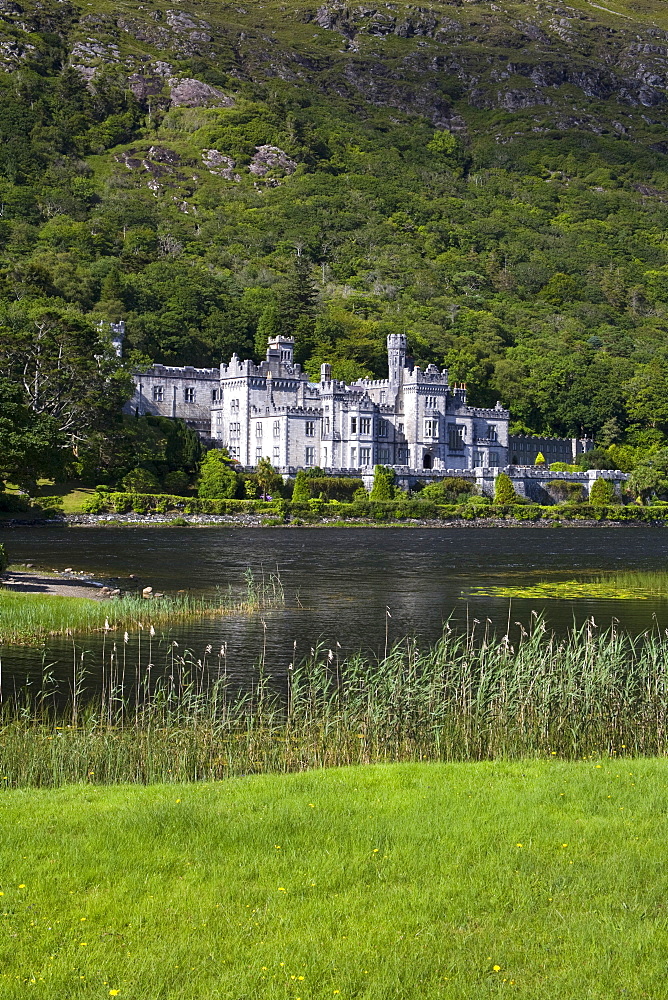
[249,145,297,176]
[168,77,234,108]
[202,149,241,181]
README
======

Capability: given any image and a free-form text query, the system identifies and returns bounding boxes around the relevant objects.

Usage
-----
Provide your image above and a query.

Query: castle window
[397,446,408,463]
[273,446,280,461]
[305,421,316,437]
[488,424,497,441]
[256,447,263,462]
[256,422,263,438]
[215,412,222,425]
[273,420,280,438]
[231,398,239,412]
[305,446,315,466]
[360,447,371,466]
[448,424,465,450]
[425,395,438,410]
[184,387,195,403]
[473,450,484,467]
[360,417,371,435]
[377,419,388,437]
[379,447,390,464]
[489,451,500,467]
[229,422,240,438]
[380,390,386,403]
[153,385,164,402]
[424,419,438,439]
[212,389,218,401]
[398,422,404,435]
[350,417,357,434]
[324,417,330,435]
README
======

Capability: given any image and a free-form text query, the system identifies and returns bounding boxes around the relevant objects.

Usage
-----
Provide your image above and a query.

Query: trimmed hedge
[78,492,668,525]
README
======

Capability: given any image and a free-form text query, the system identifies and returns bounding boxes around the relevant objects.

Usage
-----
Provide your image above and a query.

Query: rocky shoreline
[0,513,642,529]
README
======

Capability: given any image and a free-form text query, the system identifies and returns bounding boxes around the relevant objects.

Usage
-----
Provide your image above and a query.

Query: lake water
[4,524,668,691]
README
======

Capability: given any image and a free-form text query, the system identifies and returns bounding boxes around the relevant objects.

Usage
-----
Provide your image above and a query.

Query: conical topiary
[494,472,518,504]
[292,469,312,503]
[535,451,546,466]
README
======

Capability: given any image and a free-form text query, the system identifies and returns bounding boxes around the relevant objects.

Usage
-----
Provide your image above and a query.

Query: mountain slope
[0,0,668,451]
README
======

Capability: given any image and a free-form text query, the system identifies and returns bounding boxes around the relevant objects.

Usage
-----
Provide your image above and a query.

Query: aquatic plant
[1,615,668,787]
[0,569,284,646]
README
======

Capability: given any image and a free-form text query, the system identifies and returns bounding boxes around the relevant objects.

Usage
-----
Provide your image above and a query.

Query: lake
[3,524,668,691]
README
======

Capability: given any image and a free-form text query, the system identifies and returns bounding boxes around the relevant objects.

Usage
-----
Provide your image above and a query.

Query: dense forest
[2,0,668,487]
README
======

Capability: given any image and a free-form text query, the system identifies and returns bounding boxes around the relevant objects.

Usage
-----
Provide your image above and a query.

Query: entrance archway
[423,453,432,469]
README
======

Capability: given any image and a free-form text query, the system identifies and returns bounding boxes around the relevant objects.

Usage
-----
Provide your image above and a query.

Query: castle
[128,334,512,473]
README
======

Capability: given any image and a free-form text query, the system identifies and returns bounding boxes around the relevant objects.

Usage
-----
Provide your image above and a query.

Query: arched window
[423,453,432,469]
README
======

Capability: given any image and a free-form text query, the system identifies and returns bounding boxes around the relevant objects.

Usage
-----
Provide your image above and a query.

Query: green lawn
[1,760,666,999]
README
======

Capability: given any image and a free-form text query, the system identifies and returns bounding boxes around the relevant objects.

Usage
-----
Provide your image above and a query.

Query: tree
[627,450,668,502]
[197,450,240,499]
[494,472,518,504]
[0,377,63,490]
[122,466,162,493]
[255,457,283,499]
[291,469,311,502]
[370,465,395,500]
[534,451,546,466]
[589,477,616,505]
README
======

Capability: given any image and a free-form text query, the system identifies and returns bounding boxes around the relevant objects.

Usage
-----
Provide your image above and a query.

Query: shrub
[535,451,546,466]
[291,470,311,503]
[198,450,239,499]
[420,477,475,503]
[494,472,518,504]
[122,467,162,494]
[163,470,190,496]
[589,477,616,506]
[370,465,395,500]
[547,480,586,503]
[306,476,364,501]
[256,458,283,500]
[0,493,32,513]
[0,543,7,575]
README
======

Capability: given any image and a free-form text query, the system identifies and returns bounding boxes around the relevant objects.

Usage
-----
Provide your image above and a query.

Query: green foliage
[162,470,190,496]
[291,469,311,503]
[589,477,616,506]
[420,477,475,503]
[494,472,518,504]
[370,465,395,501]
[535,452,546,466]
[627,449,668,502]
[547,480,586,504]
[197,450,239,500]
[122,466,162,494]
[0,542,7,574]
[255,457,283,499]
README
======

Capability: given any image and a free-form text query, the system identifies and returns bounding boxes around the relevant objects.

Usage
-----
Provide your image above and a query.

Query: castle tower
[387,333,407,385]
[267,335,294,365]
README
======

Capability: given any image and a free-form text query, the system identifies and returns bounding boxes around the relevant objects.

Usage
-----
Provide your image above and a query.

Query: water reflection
[4,525,668,691]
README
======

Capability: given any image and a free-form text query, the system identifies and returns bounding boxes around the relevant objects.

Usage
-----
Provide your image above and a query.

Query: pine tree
[494,472,517,504]
[535,451,546,466]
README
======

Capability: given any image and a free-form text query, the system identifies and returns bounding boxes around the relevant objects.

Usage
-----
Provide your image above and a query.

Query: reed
[1,614,667,787]
[0,567,284,645]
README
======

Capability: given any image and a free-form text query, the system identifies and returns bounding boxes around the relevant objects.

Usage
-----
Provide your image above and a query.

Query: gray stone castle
[129,334,512,473]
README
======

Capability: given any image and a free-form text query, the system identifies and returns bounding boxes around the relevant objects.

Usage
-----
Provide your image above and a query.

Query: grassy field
[0,760,666,999]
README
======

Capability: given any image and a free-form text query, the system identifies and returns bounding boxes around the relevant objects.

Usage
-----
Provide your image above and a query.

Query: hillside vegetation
[2,0,668,482]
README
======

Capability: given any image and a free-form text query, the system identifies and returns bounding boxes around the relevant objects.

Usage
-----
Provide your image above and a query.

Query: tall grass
[1,615,667,786]
[0,568,284,645]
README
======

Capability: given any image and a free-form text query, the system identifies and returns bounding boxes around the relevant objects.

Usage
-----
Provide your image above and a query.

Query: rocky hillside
[1,0,668,456]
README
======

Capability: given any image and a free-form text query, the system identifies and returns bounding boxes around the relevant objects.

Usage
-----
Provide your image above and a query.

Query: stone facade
[206,334,510,472]
[508,434,593,466]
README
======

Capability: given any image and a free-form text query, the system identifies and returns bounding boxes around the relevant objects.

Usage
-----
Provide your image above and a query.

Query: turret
[387,333,407,385]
